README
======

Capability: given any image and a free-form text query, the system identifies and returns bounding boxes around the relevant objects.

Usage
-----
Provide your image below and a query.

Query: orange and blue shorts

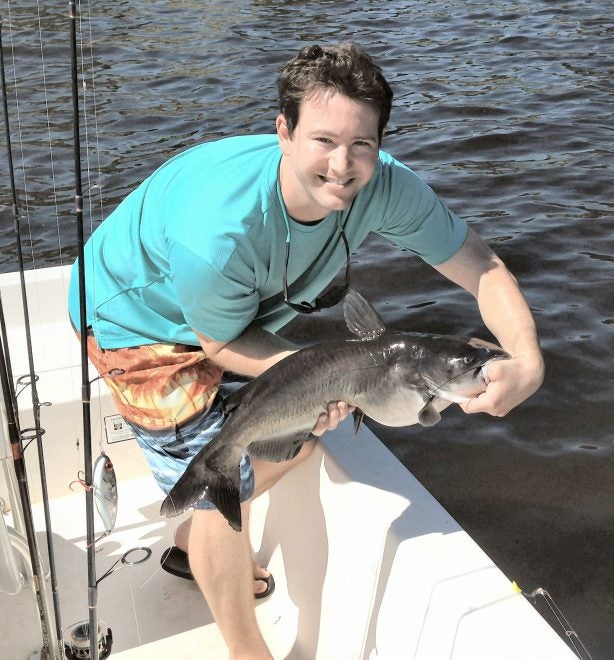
[84,332,255,508]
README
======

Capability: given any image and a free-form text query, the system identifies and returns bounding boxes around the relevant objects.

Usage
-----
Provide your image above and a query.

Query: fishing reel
[63,621,113,660]
[60,547,149,659]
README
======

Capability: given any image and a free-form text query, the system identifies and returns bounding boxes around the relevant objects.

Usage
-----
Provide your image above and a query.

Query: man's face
[276,90,380,222]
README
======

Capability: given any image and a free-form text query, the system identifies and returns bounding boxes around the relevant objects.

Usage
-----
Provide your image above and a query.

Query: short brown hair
[277,42,393,141]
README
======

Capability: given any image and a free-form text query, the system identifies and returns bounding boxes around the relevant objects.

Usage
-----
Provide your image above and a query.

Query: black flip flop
[160,546,275,599]
[160,546,194,580]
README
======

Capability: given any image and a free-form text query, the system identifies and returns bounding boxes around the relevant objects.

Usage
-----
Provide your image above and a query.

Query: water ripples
[1,1,613,655]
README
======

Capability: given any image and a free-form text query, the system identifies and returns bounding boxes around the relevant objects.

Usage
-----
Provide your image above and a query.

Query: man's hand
[459,354,544,417]
[435,228,545,418]
[311,401,356,436]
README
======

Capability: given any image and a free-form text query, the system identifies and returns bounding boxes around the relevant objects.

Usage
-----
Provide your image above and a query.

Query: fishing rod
[0,296,61,658]
[512,582,593,660]
[0,12,65,660]
[68,1,102,658]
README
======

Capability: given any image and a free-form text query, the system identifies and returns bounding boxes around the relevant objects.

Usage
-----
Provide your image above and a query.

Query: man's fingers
[460,381,512,417]
[311,401,355,436]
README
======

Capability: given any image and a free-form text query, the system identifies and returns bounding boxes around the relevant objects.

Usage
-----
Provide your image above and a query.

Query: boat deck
[1,428,580,660]
[0,266,578,659]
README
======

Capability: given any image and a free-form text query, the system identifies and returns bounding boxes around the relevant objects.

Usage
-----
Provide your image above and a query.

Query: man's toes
[252,560,270,580]
[254,576,268,595]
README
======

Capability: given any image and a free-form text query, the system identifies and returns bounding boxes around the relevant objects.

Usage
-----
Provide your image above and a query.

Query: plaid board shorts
[123,378,255,509]
[84,331,254,509]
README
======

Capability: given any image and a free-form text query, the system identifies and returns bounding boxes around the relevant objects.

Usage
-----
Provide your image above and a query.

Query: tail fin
[160,443,242,531]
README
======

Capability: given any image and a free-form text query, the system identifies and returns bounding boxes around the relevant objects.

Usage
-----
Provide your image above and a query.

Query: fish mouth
[424,354,510,402]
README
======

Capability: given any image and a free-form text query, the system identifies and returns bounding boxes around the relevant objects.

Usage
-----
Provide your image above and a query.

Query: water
[1,1,613,657]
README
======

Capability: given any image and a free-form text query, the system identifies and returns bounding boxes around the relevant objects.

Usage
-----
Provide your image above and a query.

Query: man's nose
[329,145,352,172]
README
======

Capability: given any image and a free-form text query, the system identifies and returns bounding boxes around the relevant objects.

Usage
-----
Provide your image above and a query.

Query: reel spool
[63,621,113,659]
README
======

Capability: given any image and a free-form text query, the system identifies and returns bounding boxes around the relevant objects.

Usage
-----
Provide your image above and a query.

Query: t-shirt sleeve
[168,240,259,343]
[373,156,468,265]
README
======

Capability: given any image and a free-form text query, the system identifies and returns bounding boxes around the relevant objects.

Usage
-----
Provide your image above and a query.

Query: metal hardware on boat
[0,498,23,595]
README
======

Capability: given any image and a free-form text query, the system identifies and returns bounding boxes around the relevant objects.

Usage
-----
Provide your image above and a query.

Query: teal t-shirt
[68,134,467,348]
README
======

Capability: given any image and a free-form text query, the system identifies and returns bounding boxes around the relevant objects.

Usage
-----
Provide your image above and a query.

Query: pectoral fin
[418,397,441,427]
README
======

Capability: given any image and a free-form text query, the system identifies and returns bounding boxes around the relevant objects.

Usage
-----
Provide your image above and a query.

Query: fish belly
[355,387,452,428]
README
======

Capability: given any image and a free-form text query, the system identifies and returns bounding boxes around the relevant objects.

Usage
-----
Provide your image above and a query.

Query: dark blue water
[1,1,613,657]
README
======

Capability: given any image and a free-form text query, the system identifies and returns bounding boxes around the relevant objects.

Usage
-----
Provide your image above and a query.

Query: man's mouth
[318,175,353,186]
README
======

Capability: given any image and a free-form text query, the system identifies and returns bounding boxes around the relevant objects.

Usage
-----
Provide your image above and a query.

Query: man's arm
[196,326,353,433]
[196,325,296,378]
[434,228,545,416]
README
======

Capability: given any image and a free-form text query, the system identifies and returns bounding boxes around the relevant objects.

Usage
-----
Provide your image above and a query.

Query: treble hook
[69,471,92,492]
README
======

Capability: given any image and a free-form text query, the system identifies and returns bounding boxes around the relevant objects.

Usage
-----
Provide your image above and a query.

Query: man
[69,42,544,658]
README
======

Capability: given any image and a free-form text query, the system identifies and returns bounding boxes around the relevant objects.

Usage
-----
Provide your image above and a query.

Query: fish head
[409,335,509,403]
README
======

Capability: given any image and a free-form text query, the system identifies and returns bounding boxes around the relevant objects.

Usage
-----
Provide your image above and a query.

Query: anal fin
[247,431,311,463]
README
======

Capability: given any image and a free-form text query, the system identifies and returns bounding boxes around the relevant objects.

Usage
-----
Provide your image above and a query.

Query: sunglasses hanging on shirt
[283,227,351,314]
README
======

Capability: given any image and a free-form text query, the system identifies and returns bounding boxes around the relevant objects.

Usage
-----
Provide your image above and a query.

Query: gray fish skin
[160,291,508,530]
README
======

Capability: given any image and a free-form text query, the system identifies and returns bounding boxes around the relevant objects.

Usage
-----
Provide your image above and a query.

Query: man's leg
[176,441,316,595]
[189,504,273,660]
[185,441,317,657]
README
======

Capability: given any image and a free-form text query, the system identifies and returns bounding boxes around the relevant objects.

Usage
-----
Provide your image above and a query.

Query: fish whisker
[425,361,489,398]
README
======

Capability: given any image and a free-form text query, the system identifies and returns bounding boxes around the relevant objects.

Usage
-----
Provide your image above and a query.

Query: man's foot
[160,546,275,599]
[252,560,275,599]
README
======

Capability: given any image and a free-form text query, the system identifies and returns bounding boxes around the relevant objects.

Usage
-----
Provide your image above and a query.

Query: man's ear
[276,114,292,154]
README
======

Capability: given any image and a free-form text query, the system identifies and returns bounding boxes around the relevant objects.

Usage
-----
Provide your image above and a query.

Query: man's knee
[189,506,239,541]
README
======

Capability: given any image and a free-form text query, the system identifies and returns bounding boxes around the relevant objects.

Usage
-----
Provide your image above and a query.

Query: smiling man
[68,42,543,658]
[277,92,380,219]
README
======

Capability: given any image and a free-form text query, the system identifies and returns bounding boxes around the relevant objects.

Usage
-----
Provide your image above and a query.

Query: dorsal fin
[343,289,387,340]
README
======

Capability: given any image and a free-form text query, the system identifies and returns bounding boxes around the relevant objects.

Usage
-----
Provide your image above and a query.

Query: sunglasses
[283,228,351,314]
